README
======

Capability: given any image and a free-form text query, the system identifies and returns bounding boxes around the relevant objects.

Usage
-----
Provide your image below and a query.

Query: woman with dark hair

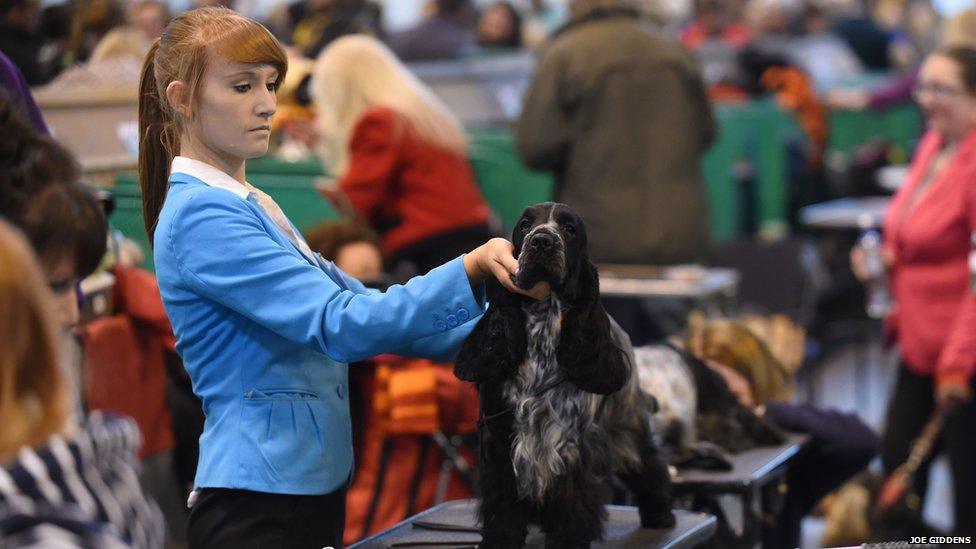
[477,1,523,49]
[0,218,164,548]
[0,91,107,330]
[852,46,976,537]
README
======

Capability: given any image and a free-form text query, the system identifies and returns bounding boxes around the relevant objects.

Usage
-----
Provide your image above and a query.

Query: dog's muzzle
[516,228,566,289]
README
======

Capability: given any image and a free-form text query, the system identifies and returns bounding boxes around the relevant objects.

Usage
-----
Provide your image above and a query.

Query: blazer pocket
[244,388,320,401]
[240,389,329,485]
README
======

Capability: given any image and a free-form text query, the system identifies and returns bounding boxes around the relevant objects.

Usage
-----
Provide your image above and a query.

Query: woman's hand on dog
[464,238,550,300]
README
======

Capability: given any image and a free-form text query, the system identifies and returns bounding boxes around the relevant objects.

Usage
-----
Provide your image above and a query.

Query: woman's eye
[233,84,251,93]
[266,83,276,92]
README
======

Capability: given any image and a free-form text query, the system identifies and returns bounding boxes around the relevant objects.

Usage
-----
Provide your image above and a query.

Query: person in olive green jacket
[516,0,716,265]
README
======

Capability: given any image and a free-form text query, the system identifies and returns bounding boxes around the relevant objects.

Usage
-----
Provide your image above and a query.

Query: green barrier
[110,171,340,272]
[109,137,552,272]
[705,99,799,241]
[111,111,798,272]
[468,129,554,230]
[827,102,921,163]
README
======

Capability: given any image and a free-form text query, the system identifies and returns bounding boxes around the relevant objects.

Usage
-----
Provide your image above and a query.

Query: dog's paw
[640,508,677,529]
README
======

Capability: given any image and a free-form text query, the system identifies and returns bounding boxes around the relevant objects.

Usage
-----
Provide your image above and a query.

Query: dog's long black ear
[562,252,598,307]
[454,279,527,384]
[558,265,629,394]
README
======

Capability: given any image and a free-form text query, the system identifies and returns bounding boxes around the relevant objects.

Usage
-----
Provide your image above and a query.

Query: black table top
[349,499,717,549]
[672,433,810,494]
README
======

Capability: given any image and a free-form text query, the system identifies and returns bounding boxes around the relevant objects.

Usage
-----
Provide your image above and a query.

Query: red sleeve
[112,264,176,350]
[335,108,400,220]
[936,162,976,383]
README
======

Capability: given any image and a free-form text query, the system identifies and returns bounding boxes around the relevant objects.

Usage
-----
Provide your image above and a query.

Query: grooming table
[597,264,740,321]
[671,433,809,547]
[349,499,717,549]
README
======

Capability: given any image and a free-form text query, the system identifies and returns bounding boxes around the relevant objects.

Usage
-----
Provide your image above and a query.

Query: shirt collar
[171,156,251,199]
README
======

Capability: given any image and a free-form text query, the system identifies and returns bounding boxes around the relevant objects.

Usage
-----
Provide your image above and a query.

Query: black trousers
[187,487,346,549]
[881,366,976,537]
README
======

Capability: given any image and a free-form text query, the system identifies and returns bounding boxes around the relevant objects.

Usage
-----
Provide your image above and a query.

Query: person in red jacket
[852,46,976,538]
[311,34,492,275]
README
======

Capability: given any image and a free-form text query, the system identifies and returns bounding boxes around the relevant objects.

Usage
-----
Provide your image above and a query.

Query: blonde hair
[310,34,467,174]
[944,9,976,50]
[138,6,287,246]
[0,219,69,462]
[686,318,793,405]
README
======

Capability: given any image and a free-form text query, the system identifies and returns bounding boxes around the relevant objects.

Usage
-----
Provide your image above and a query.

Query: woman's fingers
[483,239,550,300]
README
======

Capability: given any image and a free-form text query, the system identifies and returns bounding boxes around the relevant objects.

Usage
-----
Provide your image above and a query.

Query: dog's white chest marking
[505,296,596,502]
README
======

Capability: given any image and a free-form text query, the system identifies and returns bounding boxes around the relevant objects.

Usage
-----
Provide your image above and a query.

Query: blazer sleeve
[335,108,400,220]
[166,188,485,363]
[515,48,571,172]
[936,170,976,384]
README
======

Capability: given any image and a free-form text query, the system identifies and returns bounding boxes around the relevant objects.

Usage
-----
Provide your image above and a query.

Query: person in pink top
[852,46,976,537]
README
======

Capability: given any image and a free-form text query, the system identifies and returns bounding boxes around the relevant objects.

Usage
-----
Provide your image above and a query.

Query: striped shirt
[0,412,165,548]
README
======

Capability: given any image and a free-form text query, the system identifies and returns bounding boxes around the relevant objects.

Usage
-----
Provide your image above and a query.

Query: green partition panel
[704,99,798,241]
[113,113,800,273]
[109,138,553,272]
[468,128,554,231]
[827,101,921,162]
[109,170,339,272]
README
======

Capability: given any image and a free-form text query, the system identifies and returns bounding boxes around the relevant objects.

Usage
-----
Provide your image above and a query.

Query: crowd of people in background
[1,0,972,88]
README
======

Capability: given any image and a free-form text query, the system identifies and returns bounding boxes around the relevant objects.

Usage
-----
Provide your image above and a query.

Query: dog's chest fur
[503,296,598,502]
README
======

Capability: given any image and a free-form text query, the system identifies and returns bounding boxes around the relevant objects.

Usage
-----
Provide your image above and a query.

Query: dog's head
[511,202,593,300]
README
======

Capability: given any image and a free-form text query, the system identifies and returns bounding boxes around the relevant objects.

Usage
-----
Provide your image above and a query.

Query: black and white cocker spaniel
[454,202,675,548]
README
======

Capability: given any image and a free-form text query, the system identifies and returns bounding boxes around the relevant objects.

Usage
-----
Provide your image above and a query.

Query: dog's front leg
[477,425,532,549]
[619,426,677,529]
[538,471,607,548]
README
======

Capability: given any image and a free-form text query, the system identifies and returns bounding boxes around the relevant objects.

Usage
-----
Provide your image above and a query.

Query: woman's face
[44,258,80,329]
[184,55,279,164]
[916,54,976,139]
[478,5,515,45]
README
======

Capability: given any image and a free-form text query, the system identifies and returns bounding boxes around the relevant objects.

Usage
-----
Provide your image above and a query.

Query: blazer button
[435,320,447,331]
[446,315,458,328]
[457,308,469,321]
[336,384,346,399]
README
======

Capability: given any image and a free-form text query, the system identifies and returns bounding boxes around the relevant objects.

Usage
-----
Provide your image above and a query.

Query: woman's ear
[165,80,191,118]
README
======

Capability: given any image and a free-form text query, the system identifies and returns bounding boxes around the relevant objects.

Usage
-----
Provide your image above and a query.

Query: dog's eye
[519,218,532,231]
[562,223,576,235]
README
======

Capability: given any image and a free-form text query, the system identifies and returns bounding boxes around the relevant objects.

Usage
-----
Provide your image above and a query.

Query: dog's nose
[529,233,554,251]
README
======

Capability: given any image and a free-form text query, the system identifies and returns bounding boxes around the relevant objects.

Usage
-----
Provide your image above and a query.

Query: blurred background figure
[311,34,493,275]
[686,318,877,549]
[268,0,383,59]
[851,46,976,540]
[0,0,50,85]
[681,0,752,51]
[520,0,568,48]
[517,0,715,266]
[87,0,171,64]
[389,0,476,61]
[0,51,48,133]
[304,219,385,282]
[476,1,523,50]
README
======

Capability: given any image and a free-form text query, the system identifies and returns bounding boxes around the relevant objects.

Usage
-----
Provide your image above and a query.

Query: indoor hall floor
[797,331,954,547]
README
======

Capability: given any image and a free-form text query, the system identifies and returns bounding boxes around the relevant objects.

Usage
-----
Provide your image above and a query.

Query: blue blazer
[154,173,486,495]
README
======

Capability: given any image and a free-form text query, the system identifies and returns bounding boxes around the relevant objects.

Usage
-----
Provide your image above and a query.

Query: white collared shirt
[170,156,316,261]
[171,156,250,199]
